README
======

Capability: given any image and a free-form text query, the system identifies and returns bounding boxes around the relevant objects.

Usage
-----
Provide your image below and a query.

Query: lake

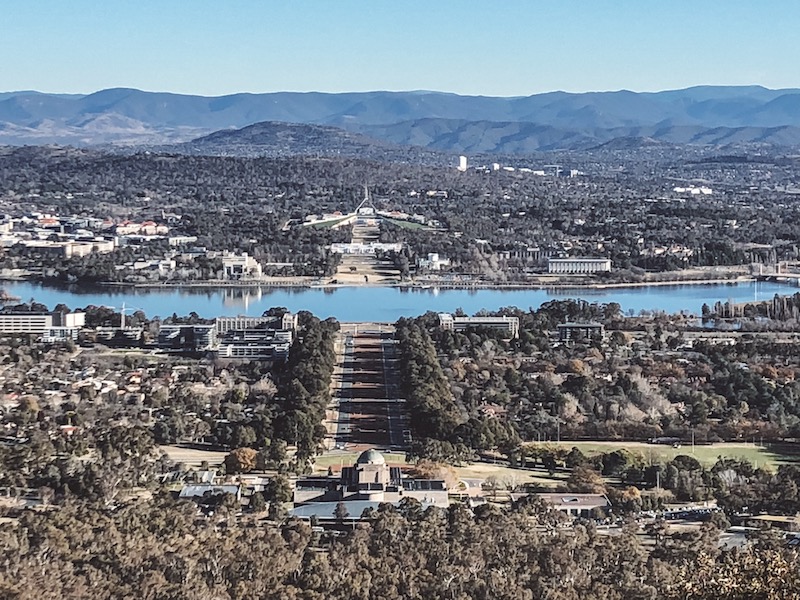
[2,280,798,322]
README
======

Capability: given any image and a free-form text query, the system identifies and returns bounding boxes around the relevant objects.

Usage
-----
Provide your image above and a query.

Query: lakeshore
[1,278,796,322]
[76,273,761,291]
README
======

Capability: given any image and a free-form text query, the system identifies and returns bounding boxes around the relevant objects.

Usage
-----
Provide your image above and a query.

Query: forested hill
[179,119,800,157]
[2,85,800,151]
[178,121,446,162]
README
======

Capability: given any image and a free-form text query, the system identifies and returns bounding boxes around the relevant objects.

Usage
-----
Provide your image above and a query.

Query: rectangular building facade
[215,315,276,334]
[535,493,611,518]
[548,258,612,274]
[221,252,262,279]
[0,313,53,335]
[216,329,292,361]
[557,322,605,344]
[0,311,85,337]
[157,324,217,352]
[439,314,520,338]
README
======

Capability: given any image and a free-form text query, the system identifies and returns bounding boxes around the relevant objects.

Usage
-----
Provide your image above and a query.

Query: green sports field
[545,441,797,470]
[311,442,798,485]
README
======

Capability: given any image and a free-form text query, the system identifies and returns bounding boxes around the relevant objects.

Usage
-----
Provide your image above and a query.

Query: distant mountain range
[1,86,800,153]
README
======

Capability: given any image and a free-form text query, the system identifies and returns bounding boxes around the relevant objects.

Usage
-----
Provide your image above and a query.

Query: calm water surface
[1,280,797,322]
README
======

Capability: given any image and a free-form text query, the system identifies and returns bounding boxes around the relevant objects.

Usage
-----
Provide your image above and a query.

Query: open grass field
[385,218,428,230]
[312,439,800,488]
[545,441,798,470]
[455,461,569,486]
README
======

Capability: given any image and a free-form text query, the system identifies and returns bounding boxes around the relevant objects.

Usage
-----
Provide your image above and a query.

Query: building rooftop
[356,448,386,465]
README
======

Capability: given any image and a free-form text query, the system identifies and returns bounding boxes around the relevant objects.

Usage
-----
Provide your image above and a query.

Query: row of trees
[528,445,800,514]
[717,292,800,324]
[201,312,338,467]
[395,318,463,441]
[272,313,339,462]
[395,317,520,462]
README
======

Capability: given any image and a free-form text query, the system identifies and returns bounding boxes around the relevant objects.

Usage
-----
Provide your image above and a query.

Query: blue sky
[2,1,797,96]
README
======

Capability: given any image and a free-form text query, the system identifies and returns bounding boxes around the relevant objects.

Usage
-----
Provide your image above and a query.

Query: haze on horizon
[3,0,798,97]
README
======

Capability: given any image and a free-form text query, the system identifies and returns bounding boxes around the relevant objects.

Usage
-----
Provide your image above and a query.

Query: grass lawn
[385,218,427,230]
[309,216,350,229]
[160,445,228,468]
[543,441,795,470]
[454,462,569,487]
[292,441,800,491]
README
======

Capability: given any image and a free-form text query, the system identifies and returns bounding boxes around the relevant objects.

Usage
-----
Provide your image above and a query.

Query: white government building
[329,242,403,255]
[547,257,612,274]
[439,313,520,338]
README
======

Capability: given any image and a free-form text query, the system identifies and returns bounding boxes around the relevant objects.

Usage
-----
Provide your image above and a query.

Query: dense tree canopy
[1,495,799,599]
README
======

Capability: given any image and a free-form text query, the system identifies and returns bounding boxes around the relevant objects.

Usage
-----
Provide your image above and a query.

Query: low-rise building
[123,259,176,275]
[179,484,242,502]
[221,252,262,279]
[168,235,198,246]
[0,313,54,335]
[535,493,611,518]
[16,237,116,258]
[547,257,612,274]
[417,252,451,271]
[212,313,296,361]
[439,313,520,338]
[293,450,449,517]
[115,221,169,236]
[157,324,217,352]
[215,329,292,361]
[0,311,84,339]
[95,327,144,346]
[216,315,282,334]
[557,322,605,344]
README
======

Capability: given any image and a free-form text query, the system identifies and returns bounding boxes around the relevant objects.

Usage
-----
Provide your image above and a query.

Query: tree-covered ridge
[1,496,799,599]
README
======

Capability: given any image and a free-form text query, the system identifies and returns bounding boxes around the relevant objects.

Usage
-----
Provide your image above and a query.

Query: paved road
[335,332,354,443]
[326,323,408,451]
[381,334,405,447]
